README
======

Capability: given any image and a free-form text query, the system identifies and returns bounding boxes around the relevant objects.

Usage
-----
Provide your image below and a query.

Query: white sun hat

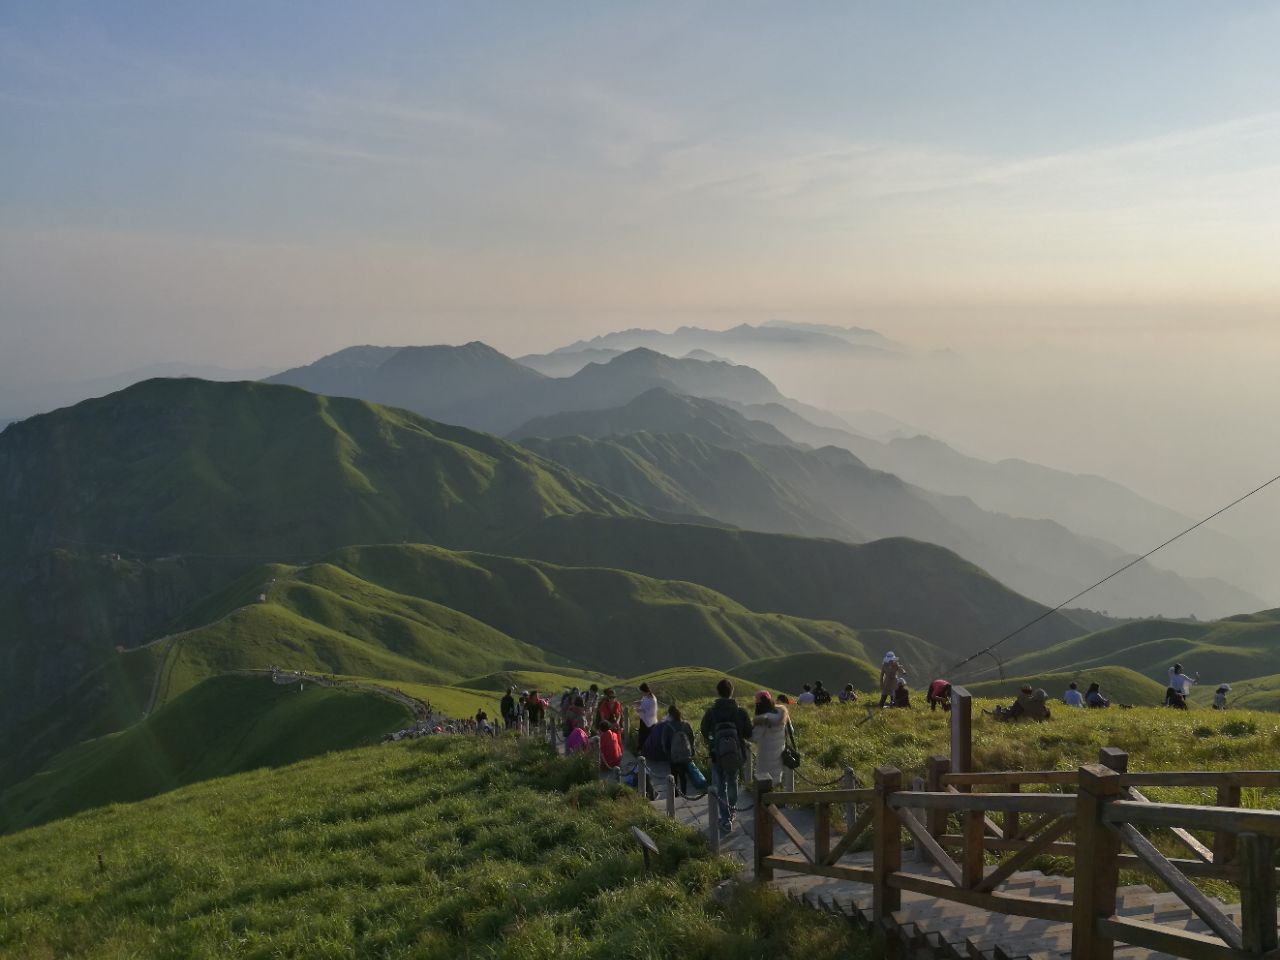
[884,652,897,662]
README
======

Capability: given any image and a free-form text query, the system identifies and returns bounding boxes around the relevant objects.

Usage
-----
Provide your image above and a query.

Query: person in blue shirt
[1063,682,1084,708]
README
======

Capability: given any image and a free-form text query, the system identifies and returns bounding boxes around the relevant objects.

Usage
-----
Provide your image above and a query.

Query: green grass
[967,666,1166,708]
[620,666,757,705]
[0,675,411,834]
[736,651,879,697]
[0,738,869,960]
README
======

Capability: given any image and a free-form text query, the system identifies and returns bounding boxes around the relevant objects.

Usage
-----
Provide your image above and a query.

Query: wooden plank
[1127,786,1214,863]
[825,806,873,865]
[962,809,985,888]
[767,804,813,864]
[975,815,1073,893]
[762,788,874,805]
[1239,832,1278,954]
[950,687,972,777]
[891,791,1075,814]
[888,872,1073,923]
[1114,853,1238,881]
[1003,782,1020,842]
[1007,811,1055,843]
[1073,763,1123,960]
[814,802,831,865]
[1098,918,1255,960]
[873,766,903,923]
[945,785,1007,838]
[939,834,1078,857]
[754,775,775,881]
[897,807,963,887]
[943,770,1078,786]
[1107,800,1280,838]
[762,855,874,884]
[1216,785,1242,866]
[1120,771,1280,788]
[1111,821,1243,950]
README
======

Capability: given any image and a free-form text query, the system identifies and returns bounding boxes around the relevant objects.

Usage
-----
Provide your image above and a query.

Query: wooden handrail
[889,791,1075,815]
[760,788,874,805]
[1105,800,1280,838]
[942,769,1280,789]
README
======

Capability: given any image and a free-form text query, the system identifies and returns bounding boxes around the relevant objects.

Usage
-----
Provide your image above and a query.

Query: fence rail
[751,746,1280,959]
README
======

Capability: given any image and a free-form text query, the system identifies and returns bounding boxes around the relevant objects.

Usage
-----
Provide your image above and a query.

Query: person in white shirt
[634,682,659,753]
[1063,682,1084,708]
[796,683,816,705]
[1166,663,1198,707]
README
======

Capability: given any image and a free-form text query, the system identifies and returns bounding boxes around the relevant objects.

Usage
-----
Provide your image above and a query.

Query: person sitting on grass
[991,685,1051,722]
[1084,682,1111,709]
[796,683,816,705]
[1063,682,1084,708]
[838,683,858,704]
[812,680,832,706]
[1213,684,1231,710]
[890,677,911,708]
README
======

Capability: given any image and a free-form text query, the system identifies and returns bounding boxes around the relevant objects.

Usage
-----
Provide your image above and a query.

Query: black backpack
[712,719,744,772]
[669,726,693,764]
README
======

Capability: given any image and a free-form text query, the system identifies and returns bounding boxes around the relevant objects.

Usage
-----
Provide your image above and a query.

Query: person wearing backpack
[812,681,832,706]
[699,678,753,835]
[661,704,696,795]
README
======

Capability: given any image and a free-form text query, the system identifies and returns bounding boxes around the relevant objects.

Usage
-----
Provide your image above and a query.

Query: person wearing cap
[891,677,911,708]
[1213,684,1231,710]
[879,652,907,708]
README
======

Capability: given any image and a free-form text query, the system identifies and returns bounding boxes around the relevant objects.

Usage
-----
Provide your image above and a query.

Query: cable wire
[946,470,1280,678]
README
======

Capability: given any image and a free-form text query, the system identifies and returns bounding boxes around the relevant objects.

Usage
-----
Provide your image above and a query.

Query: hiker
[661,704,696,796]
[891,677,911,708]
[700,678,753,836]
[634,682,659,753]
[565,725,589,753]
[585,683,600,716]
[500,687,517,729]
[474,707,488,726]
[1063,682,1084,708]
[1085,682,1111,708]
[1166,663,1198,707]
[595,687,622,729]
[526,690,546,727]
[812,681,832,706]
[992,685,1051,722]
[559,689,573,714]
[752,691,791,784]
[1213,684,1230,710]
[926,679,952,712]
[879,652,907,708]
[598,725,623,770]
[796,683,815,705]
[562,695,589,737]
[838,683,859,705]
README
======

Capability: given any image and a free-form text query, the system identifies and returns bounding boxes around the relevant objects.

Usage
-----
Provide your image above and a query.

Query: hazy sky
[3,3,1279,518]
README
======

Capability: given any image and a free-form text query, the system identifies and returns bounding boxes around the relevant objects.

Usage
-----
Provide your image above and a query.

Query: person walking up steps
[751,691,791,784]
[634,682,658,754]
[879,652,907,708]
[700,678,752,836]
[661,704,696,796]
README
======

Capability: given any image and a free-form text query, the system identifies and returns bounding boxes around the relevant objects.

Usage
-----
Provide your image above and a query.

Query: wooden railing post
[950,687,972,781]
[963,807,985,888]
[1004,783,1020,841]
[1098,747,1128,774]
[754,775,775,881]
[925,755,950,843]
[1215,785,1242,867]
[1072,763,1122,960]
[1239,832,1277,954]
[708,790,720,855]
[842,766,856,828]
[666,775,676,818]
[873,766,903,937]
[815,801,831,865]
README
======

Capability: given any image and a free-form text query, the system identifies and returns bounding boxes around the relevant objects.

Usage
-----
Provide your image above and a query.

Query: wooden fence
[750,746,1280,959]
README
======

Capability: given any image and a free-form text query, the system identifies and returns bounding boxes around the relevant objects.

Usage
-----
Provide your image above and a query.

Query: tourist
[1212,684,1230,710]
[891,677,911,708]
[838,683,858,704]
[634,682,659,753]
[526,689,546,726]
[565,725,589,753]
[797,683,816,705]
[926,679,952,712]
[500,687,516,729]
[752,691,791,783]
[562,695,589,736]
[879,652,907,708]
[1063,682,1084,708]
[585,683,601,715]
[812,680,832,706]
[598,724,623,770]
[1166,663,1198,707]
[992,685,1051,722]
[1084,682,1111,708]
[595,687,622,729]
[699,678,752,835]
[661,704,696,796]
[474,707,488,726]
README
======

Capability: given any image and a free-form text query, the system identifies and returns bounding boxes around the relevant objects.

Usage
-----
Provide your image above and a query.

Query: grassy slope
[0,738,867,960]
[736,651,880,697]
[620,666,758,705]
[501,514,1077,666]
[967,666,1167,708]
[0,675,411,834]
[998,613,1280,688]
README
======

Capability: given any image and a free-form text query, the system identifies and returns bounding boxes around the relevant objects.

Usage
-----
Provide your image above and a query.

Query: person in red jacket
[926,679,952,712]
[595,687,622,729]
[597,725,623,770]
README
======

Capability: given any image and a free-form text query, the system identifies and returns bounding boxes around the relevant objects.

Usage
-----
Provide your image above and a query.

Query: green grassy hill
[0,674,411,834]
[994,612,1280,693]
[621,666,757,704]
[736,651,880,697]
[966,666,1167,708]
[502,514,1082,662]
[0,738,866,960]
